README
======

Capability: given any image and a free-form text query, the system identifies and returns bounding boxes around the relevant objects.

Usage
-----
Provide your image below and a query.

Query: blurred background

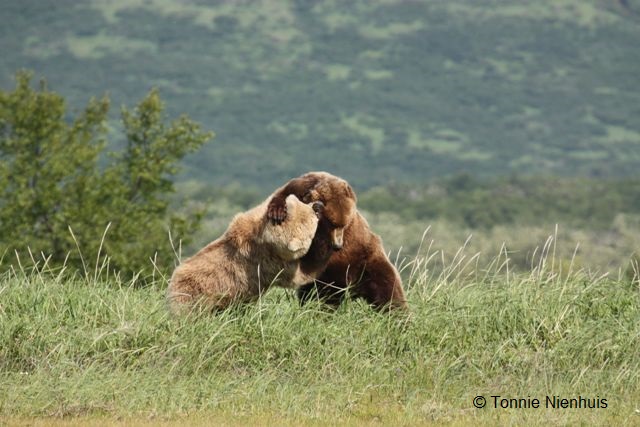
[1,0,639,275]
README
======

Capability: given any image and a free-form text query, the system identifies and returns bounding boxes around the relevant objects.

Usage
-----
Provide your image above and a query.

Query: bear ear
[344,183,356,202]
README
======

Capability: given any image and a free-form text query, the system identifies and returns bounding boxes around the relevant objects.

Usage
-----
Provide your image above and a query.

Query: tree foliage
[0,71,213,280]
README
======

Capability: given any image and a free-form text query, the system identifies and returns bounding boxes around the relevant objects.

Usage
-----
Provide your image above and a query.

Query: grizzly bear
[167,194,323,313]
[267,171,407,310]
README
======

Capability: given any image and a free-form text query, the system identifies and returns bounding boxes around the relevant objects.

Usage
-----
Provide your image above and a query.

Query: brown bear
[267,171,407,310]
[167,194,323,313]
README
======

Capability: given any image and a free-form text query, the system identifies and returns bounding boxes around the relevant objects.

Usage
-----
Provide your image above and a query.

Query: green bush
[0,71,213,280]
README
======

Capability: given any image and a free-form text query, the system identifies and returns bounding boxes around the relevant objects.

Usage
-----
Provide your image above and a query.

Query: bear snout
[330,228,344,251]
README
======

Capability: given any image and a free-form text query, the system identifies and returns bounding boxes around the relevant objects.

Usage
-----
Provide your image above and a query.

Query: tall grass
[1,233,639,425]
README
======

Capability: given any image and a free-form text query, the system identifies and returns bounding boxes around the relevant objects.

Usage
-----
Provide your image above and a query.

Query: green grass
[1,244,639,425]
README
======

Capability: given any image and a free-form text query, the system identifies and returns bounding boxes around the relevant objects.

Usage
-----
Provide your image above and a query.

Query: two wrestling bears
[167,172,407,312]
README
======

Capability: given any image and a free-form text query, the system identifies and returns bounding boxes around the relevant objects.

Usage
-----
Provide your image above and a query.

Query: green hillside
[2,0,640,189]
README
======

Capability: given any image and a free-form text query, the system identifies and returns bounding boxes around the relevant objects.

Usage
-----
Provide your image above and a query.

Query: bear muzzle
[330,228,344,251]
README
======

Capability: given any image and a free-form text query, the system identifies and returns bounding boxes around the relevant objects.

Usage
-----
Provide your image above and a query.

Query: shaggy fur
[167,194,321,313]
[267,171,407,310]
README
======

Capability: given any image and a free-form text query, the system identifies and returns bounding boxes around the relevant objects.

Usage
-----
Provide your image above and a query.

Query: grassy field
[1,241,639,426]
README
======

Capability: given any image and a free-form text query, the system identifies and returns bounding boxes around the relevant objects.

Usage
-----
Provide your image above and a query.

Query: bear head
[302,173,356,251]
[261,194,323,261]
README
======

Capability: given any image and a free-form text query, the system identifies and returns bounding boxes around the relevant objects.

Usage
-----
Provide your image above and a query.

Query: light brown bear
[167,194,323,313]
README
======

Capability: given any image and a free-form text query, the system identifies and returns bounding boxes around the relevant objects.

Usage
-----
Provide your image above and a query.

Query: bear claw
[267,199,288,224]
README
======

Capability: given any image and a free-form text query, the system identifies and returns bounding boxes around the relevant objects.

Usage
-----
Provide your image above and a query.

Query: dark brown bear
[268,171,407,310]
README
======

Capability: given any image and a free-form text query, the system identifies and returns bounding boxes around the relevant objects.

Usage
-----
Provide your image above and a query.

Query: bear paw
[267,197,288,224]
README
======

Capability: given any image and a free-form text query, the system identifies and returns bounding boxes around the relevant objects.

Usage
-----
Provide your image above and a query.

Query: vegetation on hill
[1,0,640,189]
[358,174,640,229]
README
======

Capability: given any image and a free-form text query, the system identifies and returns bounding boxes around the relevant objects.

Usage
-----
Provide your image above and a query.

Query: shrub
[0,70,213,281]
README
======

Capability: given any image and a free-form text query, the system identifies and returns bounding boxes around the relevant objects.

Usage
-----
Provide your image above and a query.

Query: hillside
[2,0,640,190]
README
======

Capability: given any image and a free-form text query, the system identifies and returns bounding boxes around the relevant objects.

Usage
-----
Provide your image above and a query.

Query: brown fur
[167,194,320,313]
[267,171,407,310]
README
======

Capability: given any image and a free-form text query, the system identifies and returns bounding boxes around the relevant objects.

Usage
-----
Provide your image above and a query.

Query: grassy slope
[1,250,638,425]
[1,0,640,189]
